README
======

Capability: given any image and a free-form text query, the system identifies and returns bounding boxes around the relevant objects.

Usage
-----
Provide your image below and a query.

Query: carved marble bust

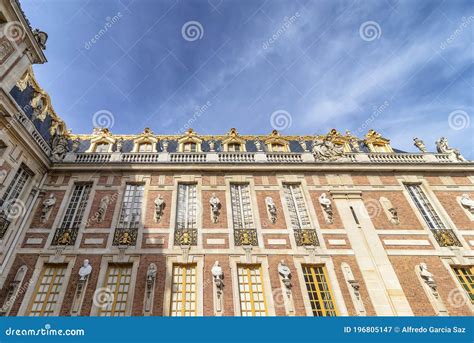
[319,193,332,208]
[278,260,291,288]
[460,194,474,213]
[154,195,165,222]
[79,259,92,280]
[265,196,277,223]
[209,193,221,223]
[211,261,224,290]
[41,193,56,222]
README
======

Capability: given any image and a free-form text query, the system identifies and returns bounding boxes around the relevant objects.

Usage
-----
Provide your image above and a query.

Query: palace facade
[0,0,473,317]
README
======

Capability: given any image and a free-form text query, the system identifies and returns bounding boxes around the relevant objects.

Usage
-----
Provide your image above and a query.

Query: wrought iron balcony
[234,228,258,246]
[432,229,462,247]
[294,229,319,246]
[51,227,79,246]
[112,227,138,246]
[174,228,198,246]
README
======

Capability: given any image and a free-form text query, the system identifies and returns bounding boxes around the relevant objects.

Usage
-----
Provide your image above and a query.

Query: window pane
[98,264,132,317]
[170,264,197,316]
[302,265,337,316]
[230,184,254,229]
[237,265,267,316]
[28,265,66,316]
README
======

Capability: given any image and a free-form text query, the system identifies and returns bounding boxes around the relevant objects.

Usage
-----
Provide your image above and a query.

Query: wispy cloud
[22,0,473,157]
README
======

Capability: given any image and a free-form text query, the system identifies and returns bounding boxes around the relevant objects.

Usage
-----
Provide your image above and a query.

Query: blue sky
[22,0,473,157]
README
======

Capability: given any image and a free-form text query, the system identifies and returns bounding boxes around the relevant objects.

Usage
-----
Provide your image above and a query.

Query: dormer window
[227,143,242,152]
[371,144,391,153]
[95,143,109,153]
[138,143,153,152]
[271,143,286,152]
[183,142,197,152]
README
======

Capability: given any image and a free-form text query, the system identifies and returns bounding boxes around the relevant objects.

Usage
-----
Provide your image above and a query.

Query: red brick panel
[59,255,103,316]
[309,191,343,229]
[79,233,109,249]
[0,254,39,316]
[323,234,351,249]
[131,255,167,316]
[267,256,307,316]
[331,256,376,316]
[263,234,291,249]
[256,190,286,229]
[362,191,423,230]
[150,173,173,186]
[21,232,49,248]
[30,191,65,228]
[378,234,434,250]
[203,255,234,316]
[202,190,228,229]
[434,191,474,230]
[203,234,229,249]
[389,256,472,316]
[85,190,120,228]
[144,190,172,228]
[142,233,169,249]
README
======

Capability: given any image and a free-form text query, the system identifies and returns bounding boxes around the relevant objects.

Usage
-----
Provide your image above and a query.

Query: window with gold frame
[170,264,197,316]
[302,264,338,316]
[27,264,67,316]
[98,264,133,317]
[452,266,474,304]
[237,264,267,316]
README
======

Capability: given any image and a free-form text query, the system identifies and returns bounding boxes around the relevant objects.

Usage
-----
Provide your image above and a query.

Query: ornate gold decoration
[16,67,68,136]
[264,130,290,152]
[432,229,462,247]
[177,128,203,152]
[132,127,158,152]
[52,227,78,246]
[112,227,138,246]
[294,229,319,246]
[174,228,197,246]
[86,128,116,153]
[364,129,393,153]
[234,228,258,246]
[222,128,247,151]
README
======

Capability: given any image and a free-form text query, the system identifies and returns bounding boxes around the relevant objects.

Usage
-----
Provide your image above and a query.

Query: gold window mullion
[303,265,338,316]
[452,266,474,304]
[110,267,122,317]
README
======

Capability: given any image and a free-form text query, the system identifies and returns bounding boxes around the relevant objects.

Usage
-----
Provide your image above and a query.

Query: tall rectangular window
[98,264,133,316]
[28,264,67,316]
[170,264,197,316]
[230,184,254,229]
[283,184,311,229]
[118,184,144,228]
[60,183,92,229]
[237,265,267,316]
[302,265,337,316]
[405,184,445,230]
[176,184,197,229]
[0,165,31,210]
[452,266,474,304]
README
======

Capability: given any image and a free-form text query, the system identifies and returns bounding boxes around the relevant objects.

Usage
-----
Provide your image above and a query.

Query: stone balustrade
[63,151,469,165]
